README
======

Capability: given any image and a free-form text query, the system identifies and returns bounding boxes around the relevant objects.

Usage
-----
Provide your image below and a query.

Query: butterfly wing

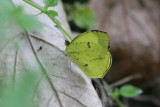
[65,31,112,78]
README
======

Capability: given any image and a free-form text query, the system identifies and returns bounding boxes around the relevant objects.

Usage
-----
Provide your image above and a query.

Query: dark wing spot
[84,64,88,67]
[90,57,103,61]
[87,42,91,48]
[69,51,79,54]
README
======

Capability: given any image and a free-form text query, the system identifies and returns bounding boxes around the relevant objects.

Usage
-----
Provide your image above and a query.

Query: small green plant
[22,0,70,40]
[106,84,143,107]
[112,85,142,107]
[23,0,73,41]
[64,2,96,30]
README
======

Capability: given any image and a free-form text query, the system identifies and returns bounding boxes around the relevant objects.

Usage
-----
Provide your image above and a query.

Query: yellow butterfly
[65,30,112,78]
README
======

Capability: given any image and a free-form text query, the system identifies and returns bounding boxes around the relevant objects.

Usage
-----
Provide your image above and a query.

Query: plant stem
[114,97,125,107]
[23,0,44,12]
[23,0,73,41]
[47,15,72,41]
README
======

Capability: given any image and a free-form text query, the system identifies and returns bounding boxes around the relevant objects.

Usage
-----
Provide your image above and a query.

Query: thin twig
[134,95,160,106]
[110,74,141,88]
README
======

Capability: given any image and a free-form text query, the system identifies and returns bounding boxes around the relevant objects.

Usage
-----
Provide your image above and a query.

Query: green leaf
[46,10,58,17]
[0,0,42,34]
[44,0,59,9]
[11,6,42,31]
[65,2,96,30]
[0,0,15,34]
[74,7,96,29]
[120,85,143,98]
[0,0,42,44]
[0,72,37,107]
[0,0,13,19]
